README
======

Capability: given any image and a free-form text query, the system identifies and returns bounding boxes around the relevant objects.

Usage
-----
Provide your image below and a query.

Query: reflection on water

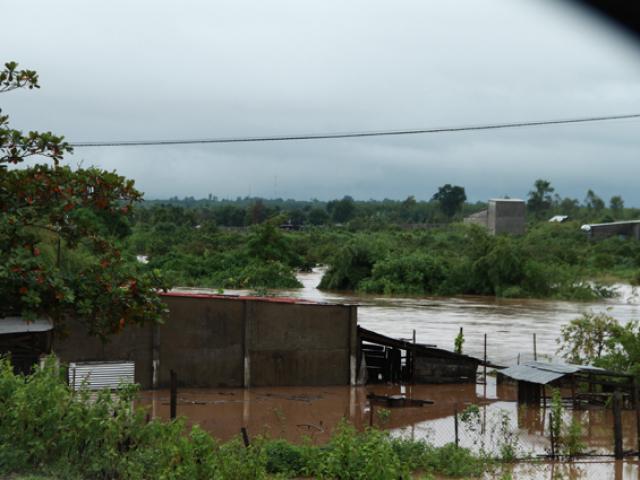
[139,381,492,444]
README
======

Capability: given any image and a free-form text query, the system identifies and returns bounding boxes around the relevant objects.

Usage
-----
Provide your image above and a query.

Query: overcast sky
[3,0,640,204]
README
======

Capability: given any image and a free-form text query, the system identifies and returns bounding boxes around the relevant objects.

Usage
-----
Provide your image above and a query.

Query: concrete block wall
[53,293,357,389]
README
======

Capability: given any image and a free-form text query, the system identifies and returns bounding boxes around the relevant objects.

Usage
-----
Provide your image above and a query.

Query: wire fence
[395,399,640,461]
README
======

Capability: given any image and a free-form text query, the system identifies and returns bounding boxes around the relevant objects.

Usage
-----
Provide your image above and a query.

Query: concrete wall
[53,293,357,389]
[158,295,244,388]
[488,199,526,235]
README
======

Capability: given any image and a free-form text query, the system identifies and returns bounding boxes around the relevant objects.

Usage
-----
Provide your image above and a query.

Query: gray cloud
[3,0,640,204]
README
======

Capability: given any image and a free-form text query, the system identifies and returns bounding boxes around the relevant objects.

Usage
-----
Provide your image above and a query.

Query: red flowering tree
[0,62,168,339]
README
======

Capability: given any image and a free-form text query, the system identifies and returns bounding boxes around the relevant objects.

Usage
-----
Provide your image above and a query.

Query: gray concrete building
[487,199,526,235]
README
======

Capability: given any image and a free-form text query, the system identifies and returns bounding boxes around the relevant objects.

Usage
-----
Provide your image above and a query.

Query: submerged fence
[400,395,640,461]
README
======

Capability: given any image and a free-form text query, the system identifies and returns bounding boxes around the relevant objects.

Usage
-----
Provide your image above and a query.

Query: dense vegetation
[125,201,640,300]
[0,358,492,480]
[317,222,640,299]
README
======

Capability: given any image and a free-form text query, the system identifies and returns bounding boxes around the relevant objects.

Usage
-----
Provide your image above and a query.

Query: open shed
[498,361,635,406]
[358,326,484,384]
[0,318,53,374]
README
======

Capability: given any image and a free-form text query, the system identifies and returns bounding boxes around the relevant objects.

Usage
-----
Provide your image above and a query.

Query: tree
[557,312,640,376]
[431,184,466,218]
[558,197,580,217]
[610,195,625,219]
[527,179,554,217]
[328,196,356,223]
[308,207,329,225]
[0,62,167,338]
[585,189,605,214]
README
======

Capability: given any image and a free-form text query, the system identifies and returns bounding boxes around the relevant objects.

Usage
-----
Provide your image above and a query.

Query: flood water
[286,269,640,366]
[161,270,640,478]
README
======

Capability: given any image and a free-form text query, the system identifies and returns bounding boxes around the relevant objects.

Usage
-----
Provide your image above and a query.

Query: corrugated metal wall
[68,361,135,390]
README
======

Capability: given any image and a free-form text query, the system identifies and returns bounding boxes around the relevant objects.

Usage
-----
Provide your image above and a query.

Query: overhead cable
[70,113,640,147]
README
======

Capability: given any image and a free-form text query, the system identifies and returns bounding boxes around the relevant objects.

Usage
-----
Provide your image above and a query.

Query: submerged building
[0,292,483,388]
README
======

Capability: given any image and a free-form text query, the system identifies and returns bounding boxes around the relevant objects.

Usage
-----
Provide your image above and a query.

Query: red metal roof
[160,290,326,305]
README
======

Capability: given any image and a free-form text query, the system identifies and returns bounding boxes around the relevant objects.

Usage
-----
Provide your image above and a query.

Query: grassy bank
[0,358,499,480]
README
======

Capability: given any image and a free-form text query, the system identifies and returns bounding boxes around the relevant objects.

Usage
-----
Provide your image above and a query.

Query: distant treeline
[139,180,638,228]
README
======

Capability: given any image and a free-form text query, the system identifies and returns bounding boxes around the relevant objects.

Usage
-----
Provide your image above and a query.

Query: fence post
[533,333,537,361]
[369,403,374,427]
[170,369,177,420]
[241,427,251,447]
[454,405,459,447]
[613,390,624,460]
[548,412,555,459]
[634,379,640,459]
[483,333,487,384]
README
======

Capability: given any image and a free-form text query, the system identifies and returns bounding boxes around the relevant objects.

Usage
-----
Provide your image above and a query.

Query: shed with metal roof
[498,361,633,406]
[0,317,53,374]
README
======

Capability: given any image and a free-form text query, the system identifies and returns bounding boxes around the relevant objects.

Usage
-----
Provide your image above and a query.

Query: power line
[70,113,640,147]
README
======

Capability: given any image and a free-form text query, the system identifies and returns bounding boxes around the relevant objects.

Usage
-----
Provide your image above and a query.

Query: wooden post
[634,380,640,459]
[533,333,537,362]
[454,405,459,447]
[483,333,487,384]
[170,369,177,420]
[549,412,555,459]
[241,427,251,447]
[613,390,624,460]
[412,329,416,345]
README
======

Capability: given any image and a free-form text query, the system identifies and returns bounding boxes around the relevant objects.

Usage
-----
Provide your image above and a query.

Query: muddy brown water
[159,270,640,478]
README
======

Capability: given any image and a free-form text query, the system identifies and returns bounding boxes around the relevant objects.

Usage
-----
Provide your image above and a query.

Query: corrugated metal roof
[0,317,53,334]
[499,361,606,384]
[582,220,640,228]
[499,364,565,384]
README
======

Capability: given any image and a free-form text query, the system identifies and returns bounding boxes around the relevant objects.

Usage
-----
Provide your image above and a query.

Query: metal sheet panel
[0,317,53,334]
[500,361,607,384]
[69,361,135,390]
[499,365,565,385]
